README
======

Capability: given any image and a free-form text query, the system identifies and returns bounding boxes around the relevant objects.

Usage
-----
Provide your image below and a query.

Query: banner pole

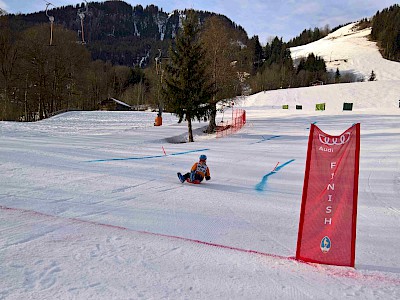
[296,123,315,260]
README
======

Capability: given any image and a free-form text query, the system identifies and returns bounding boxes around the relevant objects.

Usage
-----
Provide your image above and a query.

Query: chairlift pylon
[77,0,89,44]
[44,0,55,46]
[155,48,162,75]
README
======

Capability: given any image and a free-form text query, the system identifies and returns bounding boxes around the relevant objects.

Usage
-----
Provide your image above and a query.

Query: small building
[310,80,324,86]
[99,98,131,111]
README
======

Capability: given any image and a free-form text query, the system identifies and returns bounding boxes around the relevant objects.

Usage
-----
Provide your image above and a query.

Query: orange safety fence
[216,109,246,138]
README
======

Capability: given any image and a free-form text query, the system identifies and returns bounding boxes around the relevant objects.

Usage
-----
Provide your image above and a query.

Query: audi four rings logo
[318,132,351,146]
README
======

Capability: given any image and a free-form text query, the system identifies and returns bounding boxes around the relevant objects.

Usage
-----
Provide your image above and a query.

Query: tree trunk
[187,117,194,142]
[206,52,218,134]
[157,102,163,117]
[2,85,7,120]
[206,102,217,133]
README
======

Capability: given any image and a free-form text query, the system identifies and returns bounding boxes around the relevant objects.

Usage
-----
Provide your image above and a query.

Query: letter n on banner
[296,123,360,267]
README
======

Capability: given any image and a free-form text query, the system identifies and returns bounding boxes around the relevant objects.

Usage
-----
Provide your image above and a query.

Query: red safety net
[296,123,360,267]
[216,109,246,138]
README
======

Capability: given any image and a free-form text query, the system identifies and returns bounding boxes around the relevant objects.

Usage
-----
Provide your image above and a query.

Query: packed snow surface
[291,23,400,81]
[1,22,400,299]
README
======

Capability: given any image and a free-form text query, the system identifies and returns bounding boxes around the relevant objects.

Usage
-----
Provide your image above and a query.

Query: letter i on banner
[296,123,360,267]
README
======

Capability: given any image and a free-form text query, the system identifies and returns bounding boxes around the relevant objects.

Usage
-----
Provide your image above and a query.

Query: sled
[177,172,201,184]
[186,178,201,184]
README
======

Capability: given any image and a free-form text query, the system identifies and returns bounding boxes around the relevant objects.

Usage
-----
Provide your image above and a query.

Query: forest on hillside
[0,5,254,122]
[371,4,400,62]
[0,2,398,122]
[4,2,248,68]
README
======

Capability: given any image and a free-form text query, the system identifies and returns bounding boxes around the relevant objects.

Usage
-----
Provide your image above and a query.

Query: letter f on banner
[296,123,360,267]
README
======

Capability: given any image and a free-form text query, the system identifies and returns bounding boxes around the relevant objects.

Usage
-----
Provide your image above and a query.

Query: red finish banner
[296,123,360,267]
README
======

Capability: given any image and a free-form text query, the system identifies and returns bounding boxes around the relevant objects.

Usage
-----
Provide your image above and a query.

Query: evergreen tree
[263,36,292,67]
[162,11,213,142]
[251,35,264,71]
[294,53,327,87]
[371,5,400,61]
[287,25,330,47]
[335,68,341,83]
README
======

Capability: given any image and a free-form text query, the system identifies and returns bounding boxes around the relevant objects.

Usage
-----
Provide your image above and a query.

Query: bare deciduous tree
[0,18,19,120]
[201,16,239,133]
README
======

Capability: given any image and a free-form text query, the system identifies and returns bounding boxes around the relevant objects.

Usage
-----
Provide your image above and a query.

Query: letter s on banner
[296,123,360,267]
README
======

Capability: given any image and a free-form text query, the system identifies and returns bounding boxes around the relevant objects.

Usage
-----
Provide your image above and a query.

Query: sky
[0,0,398,42]
[1,23,400,298]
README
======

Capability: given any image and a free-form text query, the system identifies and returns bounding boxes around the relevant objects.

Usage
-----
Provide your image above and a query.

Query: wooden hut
[310,80,324,86]
[99,98,132,111]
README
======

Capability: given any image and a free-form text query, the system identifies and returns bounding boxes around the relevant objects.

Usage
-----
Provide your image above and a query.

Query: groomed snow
[291,23,400,81]
[1,23,399,299]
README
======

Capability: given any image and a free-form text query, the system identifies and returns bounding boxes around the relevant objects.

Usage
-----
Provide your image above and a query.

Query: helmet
[199,154,207,161]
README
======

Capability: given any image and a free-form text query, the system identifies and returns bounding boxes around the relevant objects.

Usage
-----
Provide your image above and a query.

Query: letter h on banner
[296,123,360,267]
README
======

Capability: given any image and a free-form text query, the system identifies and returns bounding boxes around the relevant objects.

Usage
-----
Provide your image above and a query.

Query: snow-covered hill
[242,80,400,116]
[290,23,400,81]
[242,22,400,116]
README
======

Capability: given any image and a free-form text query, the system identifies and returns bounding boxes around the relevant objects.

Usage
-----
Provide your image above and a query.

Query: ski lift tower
[154,49,163,126]
[77,0,89,44]
[44,1,55,46]
[155,48,162,75]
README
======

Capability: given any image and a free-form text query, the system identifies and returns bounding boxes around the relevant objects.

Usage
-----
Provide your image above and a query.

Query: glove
[205,176,211,181]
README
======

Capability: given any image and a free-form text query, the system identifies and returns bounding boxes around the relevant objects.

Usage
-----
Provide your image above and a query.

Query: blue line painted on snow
[252,135,281,144]
[86,148,209,163]
[306,122,317,130]
[255,159,295,191]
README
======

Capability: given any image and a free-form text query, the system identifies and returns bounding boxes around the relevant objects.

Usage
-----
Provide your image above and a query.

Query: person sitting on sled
[178,154,211,183]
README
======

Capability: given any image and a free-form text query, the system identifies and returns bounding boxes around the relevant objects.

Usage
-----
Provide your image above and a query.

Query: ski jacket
[191,162,210,179]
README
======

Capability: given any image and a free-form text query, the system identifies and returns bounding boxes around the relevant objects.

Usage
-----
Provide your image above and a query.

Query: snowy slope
[244,22,400,116]
[0,23,400,299]
[291,23,400,81]
[242,80,400,116]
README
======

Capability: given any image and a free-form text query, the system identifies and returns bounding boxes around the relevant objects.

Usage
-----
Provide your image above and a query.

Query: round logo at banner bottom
[320,236,331,253]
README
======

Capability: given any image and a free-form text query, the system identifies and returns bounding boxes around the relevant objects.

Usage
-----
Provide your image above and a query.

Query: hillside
[242,23,400,115]
[290,23,400,81]
[3,1,248,67]
[242,80,400,116]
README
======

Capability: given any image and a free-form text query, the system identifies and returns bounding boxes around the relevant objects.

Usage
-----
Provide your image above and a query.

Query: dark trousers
[183,172,203,182]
